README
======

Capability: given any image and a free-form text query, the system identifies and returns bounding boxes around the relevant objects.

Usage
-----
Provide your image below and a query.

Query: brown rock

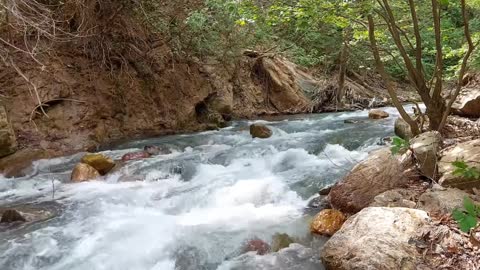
[1,209,26,223]
[368,109,389,119]
[452,88,480,118]
[0,106,17,158]
[121,151,151,162]
[250,124,272,139]
[0,149,55,178]
[71,163,101,182]
[328,148,409,214]
[310,209,346,236]
[417,188,475,215]
[410,131,442,179]
[243,238,270,255]
[370,189,417,208]
[80,153,115,175]
[144,145,172,155]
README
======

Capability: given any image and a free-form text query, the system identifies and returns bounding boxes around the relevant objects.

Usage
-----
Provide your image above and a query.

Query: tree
[367,0,477,134]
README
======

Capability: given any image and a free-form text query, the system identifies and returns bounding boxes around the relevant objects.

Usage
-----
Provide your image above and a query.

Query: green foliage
[452,160,480,179]
[452,197,480,232]
[390,136,410,155]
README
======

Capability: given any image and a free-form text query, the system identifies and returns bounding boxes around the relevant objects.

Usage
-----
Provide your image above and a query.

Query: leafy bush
[452,197,480,232]
[390,136,410,155]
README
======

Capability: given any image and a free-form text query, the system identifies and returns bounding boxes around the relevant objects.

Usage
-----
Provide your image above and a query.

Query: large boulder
[438,139,480,190]
[451,88,480,118]
[310,209,346,236]
[328,148,409,213]
[417,187,475,215]
[321,207,431,270]
[249,124,272,139]
[0,149,55,178]
[0,106,17,158]
[410,131,442,179]
[368,109,389,119]
[394,117,413,140]
[80,153,115,175]
[71,163,101,182]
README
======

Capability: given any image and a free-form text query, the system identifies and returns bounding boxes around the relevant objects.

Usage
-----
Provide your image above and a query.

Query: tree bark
[336,27,352,106]
[367,15,420,136]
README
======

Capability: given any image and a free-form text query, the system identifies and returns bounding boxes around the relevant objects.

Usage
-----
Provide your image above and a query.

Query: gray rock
[370,189,417,208]
[0,106,17,158]
[321,207,431,270]
[416,188,474,215]
[271,233,295,252]
[410,131,442,179]
[394,117,413,140]
[452,88,480,118]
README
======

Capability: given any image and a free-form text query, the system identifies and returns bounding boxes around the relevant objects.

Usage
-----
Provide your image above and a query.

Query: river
[0,106,415,270]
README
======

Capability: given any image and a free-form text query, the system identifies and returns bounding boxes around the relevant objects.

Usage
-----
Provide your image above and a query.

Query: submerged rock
[318,185,333,196]
[394,117,413,140]
[368,109,389,119]
[121,151,151,162]
[71,163,101,182]
[343,119,364,124]
[0,106,17,158]
[410,131,442,179]
[310,209,346,236]
[452,88,480,117]
[250,124,272,139]
[271,233,295,252]
[1,209,26,223]
[321,207,431,270]
[328,148,409,213]
[243,238,270,255]
[438,139,480,190]
[144,145,171,155]
[80,153,115,175]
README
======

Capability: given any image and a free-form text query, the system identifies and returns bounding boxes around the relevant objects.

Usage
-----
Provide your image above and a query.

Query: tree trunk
[336,27,351,106]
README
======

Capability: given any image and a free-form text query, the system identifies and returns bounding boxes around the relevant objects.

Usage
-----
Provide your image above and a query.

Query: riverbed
[0,106,415,270]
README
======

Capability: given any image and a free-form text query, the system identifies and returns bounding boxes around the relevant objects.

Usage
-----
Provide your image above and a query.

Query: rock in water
[71,163,101,182]
[438,139,480,190]
[121,151,151,161]
[1,209,26,223]
[80,153,115,175]
[310,209,346,236]
[452,88,480,117]
[328,148,408,213]
[144,145,171,155]
[410,131,442,179]
[243,238,270,255]
[321,207,431,270]
[271,233,295,252]
[250,124,273,139]
[0,106,17,158]
[394,117,413,140]
[368,109,389,119]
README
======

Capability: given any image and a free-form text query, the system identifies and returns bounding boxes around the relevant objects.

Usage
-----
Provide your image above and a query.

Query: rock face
[249,124,272,139]
[452,88,480,117]
[438,139,480,190]
[71,163,101,182]
[271,233,294,252]
[417,188,474,215]
[328,148,408,213]
[368,109,389,119]
[121,151,151,162]
[80,153,115,175]
[1,209,26,223]
[410,131,442,179]
[310,209,346,236]
[0,106,17,158]
[321,207,431,270]
[370,189,417,209]
[394,117,413,140]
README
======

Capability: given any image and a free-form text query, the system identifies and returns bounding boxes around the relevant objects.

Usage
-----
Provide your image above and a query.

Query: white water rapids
[0,106,417,270]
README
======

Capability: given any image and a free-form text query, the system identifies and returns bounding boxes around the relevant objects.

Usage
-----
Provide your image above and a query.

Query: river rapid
[0,106,416,270]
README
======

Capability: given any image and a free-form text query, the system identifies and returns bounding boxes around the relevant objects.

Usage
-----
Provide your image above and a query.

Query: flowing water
[0,106,416,270]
